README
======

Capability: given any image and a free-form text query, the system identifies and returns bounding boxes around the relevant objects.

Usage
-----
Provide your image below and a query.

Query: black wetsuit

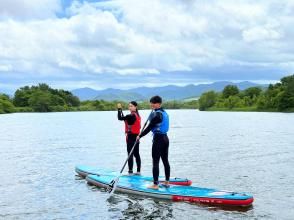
[118,108,141,173]
[140,108,170,185]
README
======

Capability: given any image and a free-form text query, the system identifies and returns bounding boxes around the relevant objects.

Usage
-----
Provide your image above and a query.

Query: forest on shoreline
[0,83,197,114]
[1,74,293,114]
[198,74,294,112]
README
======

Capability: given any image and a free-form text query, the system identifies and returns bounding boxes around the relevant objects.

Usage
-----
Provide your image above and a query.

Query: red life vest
[125,112,141,134]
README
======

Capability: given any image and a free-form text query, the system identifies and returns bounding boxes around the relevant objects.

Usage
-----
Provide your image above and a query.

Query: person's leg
[133,136,141,173]
[160,135,170,182]
[152,137,161,185]
[126,134,134,174]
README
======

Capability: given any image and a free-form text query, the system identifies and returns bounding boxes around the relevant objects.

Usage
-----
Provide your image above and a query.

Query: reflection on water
[107,194,174,220]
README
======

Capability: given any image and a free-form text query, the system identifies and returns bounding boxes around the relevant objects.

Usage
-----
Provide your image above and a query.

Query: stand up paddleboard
[75,165,192,186]
[85,173,254,207]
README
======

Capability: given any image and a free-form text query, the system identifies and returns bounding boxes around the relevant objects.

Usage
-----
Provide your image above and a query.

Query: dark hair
[150,95,162,104]
[129,101,140,116]
[130,101,138,106]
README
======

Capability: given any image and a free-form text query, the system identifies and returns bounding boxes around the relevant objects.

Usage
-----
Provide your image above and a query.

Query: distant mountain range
[71,81,267,101]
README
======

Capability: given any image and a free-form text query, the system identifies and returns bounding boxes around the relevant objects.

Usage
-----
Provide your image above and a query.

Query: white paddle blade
[106,177,120,196]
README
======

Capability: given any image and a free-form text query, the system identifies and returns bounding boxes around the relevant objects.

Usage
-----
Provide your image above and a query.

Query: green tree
[0,94,15,113]
[280,74,294,86]
[243,96,252,106]
[257,94,267,109]
[278,74,294,110]
[215,98,225,108]
[223,85,239,98]
[58,90,80,107]
[50,94,65,106]
[263,84,281,109]
[243,87,262,99]
[13,86,32,107]
[278,91,294,110]
[92,100,105,110]
[38,83,50,91]
[224,96,243,109]
[28,91,51,112]
[13,83,81,112]
[198,91,218,110]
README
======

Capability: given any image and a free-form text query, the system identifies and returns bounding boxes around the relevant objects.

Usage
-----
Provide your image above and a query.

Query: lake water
[0,110,293,219]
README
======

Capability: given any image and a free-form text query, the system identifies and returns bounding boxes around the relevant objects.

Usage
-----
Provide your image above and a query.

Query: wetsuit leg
[126,134,134,173]
[152,134,170,184]
[160,135,170,181]
[152,137,161,184]
[133,136,141,172]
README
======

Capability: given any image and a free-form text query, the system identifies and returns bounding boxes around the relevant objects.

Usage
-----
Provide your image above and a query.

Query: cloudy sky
[0,0,294,92]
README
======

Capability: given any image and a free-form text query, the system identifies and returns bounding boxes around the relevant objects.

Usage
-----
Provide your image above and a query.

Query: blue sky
[0,0,294,93]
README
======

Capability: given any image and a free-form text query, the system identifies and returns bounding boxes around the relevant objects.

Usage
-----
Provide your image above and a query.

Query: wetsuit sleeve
[126,114,136,125]
[139,112,162,138]
[117,108,124,121]
[117,109,136,125]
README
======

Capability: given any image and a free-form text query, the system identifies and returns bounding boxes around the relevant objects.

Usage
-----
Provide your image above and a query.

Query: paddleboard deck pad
[85,173,254,207]
[75,165,192,186]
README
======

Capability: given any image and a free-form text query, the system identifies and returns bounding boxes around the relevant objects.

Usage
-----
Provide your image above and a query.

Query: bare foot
[128,171,134,176]
[161,181,170,188]
[147,184,159,190]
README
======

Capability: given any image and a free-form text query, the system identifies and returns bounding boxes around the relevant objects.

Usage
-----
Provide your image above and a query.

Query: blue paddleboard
[75,165,192,186]
[86,173,254,207]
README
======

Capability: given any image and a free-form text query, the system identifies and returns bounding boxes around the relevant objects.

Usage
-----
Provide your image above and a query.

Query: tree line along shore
[1,74,293,114]
[0,83,198,114]
[198,74,294,112]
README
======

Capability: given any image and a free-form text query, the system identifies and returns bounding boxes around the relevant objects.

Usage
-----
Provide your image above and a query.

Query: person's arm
[139,111,162,138]
[125,114,136,125]
[117,103,124,121]
[118,109,136,124]
[117,108,125,121]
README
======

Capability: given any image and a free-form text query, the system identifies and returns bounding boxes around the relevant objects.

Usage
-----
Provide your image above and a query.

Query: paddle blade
[106,177,119,196]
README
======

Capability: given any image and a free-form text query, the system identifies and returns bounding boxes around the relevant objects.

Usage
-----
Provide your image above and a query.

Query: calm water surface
[0,110,294,219]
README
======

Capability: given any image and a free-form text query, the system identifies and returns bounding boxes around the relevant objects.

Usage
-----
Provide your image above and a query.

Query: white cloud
[0,64,12,72]
[0,0,294,90]
[116,68,160,75]
[242,25,283,43]
[0,0,62,19]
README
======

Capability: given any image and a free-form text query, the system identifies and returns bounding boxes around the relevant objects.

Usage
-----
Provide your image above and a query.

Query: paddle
[106,110,153,197]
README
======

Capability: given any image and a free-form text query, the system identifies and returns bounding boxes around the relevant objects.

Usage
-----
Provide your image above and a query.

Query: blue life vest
[151,109,169,134]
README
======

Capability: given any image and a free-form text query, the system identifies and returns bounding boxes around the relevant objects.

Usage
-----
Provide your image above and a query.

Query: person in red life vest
[117,101,141,175]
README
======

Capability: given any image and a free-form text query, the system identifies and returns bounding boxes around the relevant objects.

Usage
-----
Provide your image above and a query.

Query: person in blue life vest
[117,101,141,175]
[136,95,170,189]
